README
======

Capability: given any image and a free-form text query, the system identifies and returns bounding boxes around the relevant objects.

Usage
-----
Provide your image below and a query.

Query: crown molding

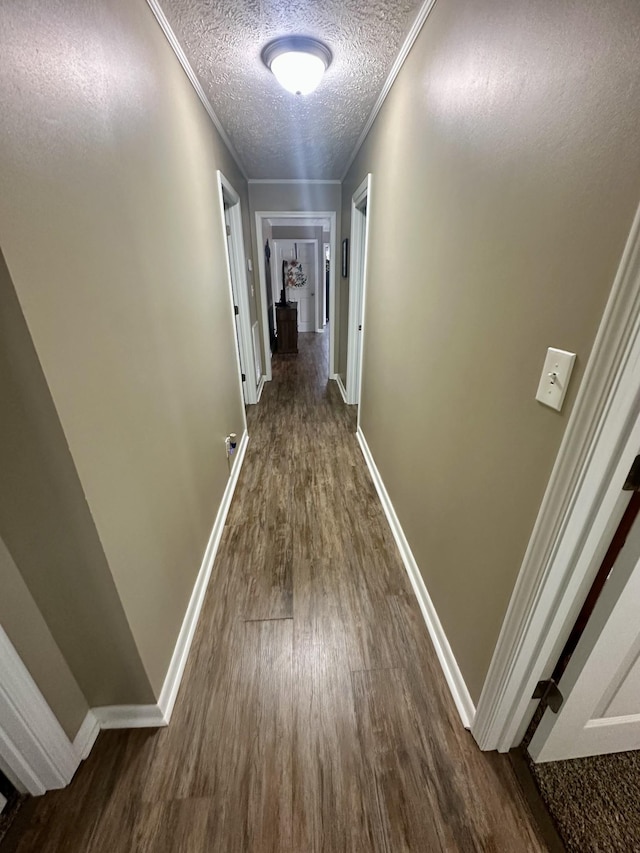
[341,0,439,181]
[248,179,342,185]
[145,0,248,181]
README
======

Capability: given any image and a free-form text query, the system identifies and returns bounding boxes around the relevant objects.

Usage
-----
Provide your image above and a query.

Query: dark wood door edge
[552,491,640,685]
[509,747,568,853]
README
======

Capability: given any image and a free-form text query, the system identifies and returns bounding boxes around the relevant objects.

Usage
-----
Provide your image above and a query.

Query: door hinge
[234,305,239,315]
[241,373,246,382]
[226,224,231,236]
[532,679,564,714]
[623,455,640,491]
[358,324,362,331]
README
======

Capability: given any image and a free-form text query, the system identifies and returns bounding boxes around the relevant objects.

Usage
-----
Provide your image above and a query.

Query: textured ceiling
[157,0,424,179]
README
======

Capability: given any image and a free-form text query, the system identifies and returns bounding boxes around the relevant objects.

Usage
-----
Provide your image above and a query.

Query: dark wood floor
[4,331,547,852]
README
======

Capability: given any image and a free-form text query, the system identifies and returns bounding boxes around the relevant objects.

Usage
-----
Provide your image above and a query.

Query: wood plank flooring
[3,330,548,852]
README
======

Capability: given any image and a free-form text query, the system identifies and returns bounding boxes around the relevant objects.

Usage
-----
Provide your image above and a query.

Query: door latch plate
[533,679,564,714]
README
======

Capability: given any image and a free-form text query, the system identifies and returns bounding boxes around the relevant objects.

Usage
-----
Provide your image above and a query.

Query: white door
[529,505,640,762]
[273,240,317,333]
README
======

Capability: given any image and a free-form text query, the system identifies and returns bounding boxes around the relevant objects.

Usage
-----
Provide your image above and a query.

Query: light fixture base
[262,36,332,95]
[261,36,332,71]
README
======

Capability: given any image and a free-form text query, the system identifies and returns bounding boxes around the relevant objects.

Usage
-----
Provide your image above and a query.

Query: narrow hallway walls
[0,0,251,722]
[341,0,640,702]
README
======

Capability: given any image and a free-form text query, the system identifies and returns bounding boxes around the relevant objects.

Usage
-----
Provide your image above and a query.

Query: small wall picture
[342,238,349,278]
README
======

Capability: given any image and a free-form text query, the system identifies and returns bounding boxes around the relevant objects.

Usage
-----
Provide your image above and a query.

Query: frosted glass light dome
[262,36,332,96]
[270,51,325,95]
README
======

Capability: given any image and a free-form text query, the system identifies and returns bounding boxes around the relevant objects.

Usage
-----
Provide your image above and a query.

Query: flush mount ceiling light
[261,36,332,96]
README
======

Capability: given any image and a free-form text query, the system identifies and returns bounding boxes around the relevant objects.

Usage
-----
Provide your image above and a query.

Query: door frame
[254,211,337,381]
[0,625,83,795]
[217,172,257,408]
[271,238,319,333]
[473,201,640,752]
[346,174,373,410]
[528,507,640,762]
[323,241,330,328]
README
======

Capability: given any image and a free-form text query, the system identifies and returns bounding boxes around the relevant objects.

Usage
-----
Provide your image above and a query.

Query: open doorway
[271,239,319,333]
[255,212,337,383]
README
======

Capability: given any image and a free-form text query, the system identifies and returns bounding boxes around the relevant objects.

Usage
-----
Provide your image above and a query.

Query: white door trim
[254,211,337,381]
[323,242,330,330]
[473,201,640,752]
[346,175,372,410]
[0,625,79,795]
[528,508,640,761]
[217,171,255,412]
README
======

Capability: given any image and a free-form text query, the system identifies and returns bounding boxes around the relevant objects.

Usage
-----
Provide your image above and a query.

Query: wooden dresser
[276,302,298,354]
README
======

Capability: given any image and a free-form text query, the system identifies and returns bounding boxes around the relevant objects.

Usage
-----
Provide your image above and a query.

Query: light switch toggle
[536,348,576,412]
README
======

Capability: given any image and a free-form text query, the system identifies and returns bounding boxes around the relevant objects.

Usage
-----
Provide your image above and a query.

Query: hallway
[4,332,546,852]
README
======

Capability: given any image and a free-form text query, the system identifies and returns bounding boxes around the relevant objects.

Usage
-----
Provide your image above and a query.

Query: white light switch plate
[536,347,576,411]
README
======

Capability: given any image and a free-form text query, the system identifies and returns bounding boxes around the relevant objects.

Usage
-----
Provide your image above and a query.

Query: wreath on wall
[284,259,307,288]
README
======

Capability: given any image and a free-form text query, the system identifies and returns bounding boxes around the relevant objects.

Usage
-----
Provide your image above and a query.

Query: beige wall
[248,182,341,214]
[342,0,640,701]
[0,536,88,741]
[272,226,324,239]
[0,250,153,716]
[0,0,248,703]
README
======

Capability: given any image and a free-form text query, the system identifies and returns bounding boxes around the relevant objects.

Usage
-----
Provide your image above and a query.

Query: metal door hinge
[241,373,246,382]
[226,224,231,236]
[234,305,239,315]
[623,455,640,491]
[532,679,564,714]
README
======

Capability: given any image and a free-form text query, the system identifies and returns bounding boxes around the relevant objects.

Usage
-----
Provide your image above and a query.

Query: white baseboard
[92,429,250,732]
[334,374,347,403]
[157,429,249,722]
[72,710,99,760]
[92,704,167,730]
[356,427,476,729]
[0,430,249,796]
[256,375,265,402]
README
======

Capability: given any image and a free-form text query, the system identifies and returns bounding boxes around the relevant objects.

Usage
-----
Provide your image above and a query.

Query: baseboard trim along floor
[75,430,250,763]
[356,426,476,729]
[334,374,348,403]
